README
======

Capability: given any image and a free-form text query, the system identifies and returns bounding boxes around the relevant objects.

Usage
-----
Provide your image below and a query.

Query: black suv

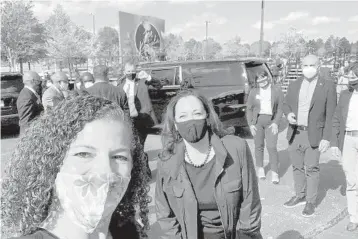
[1,72,23,129]
[138,57,273,130]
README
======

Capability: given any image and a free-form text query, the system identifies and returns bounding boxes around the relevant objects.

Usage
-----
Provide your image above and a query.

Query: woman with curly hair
[154,89,263,239]
[1,92,151,239]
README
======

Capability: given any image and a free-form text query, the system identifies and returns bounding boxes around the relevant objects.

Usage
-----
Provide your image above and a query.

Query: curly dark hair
[159,89,229,161]
[1,92,151,238]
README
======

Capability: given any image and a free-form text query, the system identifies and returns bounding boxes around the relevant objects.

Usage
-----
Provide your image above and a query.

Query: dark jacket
[118,78,156,127]
[86,82,124,108]
[246,85,284,126]
[16,87,43,134]
[331,89,354,151]
[282,75,337,147]
[155,134,262,239]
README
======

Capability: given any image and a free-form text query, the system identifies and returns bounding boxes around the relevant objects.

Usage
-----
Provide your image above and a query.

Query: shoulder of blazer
[221,135,247,164]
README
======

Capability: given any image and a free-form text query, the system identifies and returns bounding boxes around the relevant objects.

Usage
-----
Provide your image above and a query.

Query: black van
[138,58,273,130]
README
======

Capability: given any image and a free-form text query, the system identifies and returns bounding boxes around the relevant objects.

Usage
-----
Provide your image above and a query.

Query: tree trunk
[28,62,31,70]
[19,58,23,74]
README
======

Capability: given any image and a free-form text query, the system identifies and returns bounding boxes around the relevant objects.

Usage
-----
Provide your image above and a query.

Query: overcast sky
[32,0,358,44]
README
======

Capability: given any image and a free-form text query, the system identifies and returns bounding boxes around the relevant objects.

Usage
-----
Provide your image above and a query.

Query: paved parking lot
[1,126,357,238]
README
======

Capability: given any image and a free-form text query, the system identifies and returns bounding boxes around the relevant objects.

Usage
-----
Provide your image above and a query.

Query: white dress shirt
[259,85,272,115]
[123,79,138,117]
[297,78,318,126]
[346,90,358,131]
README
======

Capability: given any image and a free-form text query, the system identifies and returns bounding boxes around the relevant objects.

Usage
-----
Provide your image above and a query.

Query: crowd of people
[1,55,358,238]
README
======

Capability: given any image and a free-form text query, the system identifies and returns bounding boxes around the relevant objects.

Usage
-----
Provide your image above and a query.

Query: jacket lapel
[309,76,325,111]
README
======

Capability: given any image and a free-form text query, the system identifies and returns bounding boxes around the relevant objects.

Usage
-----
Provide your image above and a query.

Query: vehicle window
[182,62,246,87]
[151,68,176,86]
[1,75,23,96]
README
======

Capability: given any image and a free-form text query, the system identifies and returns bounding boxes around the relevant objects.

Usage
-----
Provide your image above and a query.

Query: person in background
[246,71,284,184]
[154,89,262,239]
[41,73,53,95]
[331,63,358,232]
[16,71,43,135]
[74,75,84,91]
[282,54,337,217]
[118,63,157,178]
[337,66,350,100]
[86,65,123,108]
[1,94,151,239]
[42,72,68,112]
[81,72,95,89]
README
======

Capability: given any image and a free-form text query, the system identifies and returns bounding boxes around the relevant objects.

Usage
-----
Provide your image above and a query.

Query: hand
[269,123,279,135]
[319,140,330,153]
[250,125,257,136]
[331,147,342,158]
[287,113,297,125]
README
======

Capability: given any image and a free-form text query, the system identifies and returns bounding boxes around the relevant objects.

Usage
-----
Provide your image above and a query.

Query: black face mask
[126,73,136,80]
[176,119,208,143]
[349,79,358,90]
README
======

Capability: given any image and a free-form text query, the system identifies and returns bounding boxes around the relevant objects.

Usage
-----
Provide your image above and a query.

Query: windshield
[1,75,23,97]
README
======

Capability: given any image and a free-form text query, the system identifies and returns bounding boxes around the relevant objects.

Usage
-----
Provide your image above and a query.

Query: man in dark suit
[42,72,68,111]
[247,71,284,184]
[86,65,123,108]
[17,71,43,135]
[118,62,157,146]
[331,63,358,232]
[283,54,337,217]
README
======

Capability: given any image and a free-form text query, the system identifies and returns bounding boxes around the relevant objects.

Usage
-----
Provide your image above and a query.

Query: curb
[303,207,348,239]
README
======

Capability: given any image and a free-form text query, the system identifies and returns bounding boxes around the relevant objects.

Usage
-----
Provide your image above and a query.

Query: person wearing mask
[154,89,263,239]
[86,65,123,108]
[16,71,43,135]
[42,72,68,111]
[246,71,284,184]
[81,72,95,89]
[118,62,157,146]
[1,94,151,239]
[331,63,358,232]
[282,54,337,217]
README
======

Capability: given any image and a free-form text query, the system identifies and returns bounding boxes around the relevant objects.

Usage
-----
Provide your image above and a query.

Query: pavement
[1,125,358,239]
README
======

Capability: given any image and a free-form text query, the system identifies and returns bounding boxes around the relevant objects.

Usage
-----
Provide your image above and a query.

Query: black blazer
[246,85,284,126]
[282,75,337,147]
[16,87,43,132]
[331,89,354,151]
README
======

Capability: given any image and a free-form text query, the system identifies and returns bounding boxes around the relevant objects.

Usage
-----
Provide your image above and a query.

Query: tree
[279,27,306,61]
[161,33,185,61]
[222,36,249,58]
[306,39,318,54]
[325,35,341,56]
[271,41,286,57]
[338,37,351,58]
[249,41,271,57]
[184,39,203,60]
[1,0,46,72]
[45,4,92,76]
[95,27,119,66]
[204,38,222,60]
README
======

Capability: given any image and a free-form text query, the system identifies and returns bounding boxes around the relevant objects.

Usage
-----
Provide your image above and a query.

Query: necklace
[185,143,212,168]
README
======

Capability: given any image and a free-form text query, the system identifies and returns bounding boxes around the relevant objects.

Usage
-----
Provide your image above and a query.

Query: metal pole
[259,0,265,57]
[92,14,95,35]
[206,21,208,60]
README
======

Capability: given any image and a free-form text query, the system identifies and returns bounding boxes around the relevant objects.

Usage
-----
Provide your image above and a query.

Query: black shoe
[346,222,358,231]
[283,196,306,208]
[302,202,315,217]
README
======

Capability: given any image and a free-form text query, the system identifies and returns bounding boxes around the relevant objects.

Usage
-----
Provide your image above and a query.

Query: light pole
[259,0,265,57]
[205,21,210,60]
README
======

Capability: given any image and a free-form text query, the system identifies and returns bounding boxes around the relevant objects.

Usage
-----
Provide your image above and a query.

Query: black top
[185,156,225,239]
[86,82,124,108]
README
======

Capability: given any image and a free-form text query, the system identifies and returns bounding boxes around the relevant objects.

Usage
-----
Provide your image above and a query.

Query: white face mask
[84,82,94,88]
[55,172,130,233]
[76,82,82,90]
[46,82,53,88]
[59,82,69,91]
[302,67,318,79]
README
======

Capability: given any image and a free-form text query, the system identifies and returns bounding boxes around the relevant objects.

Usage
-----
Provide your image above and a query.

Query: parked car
[1,72,23,130]
[138,57,273,132]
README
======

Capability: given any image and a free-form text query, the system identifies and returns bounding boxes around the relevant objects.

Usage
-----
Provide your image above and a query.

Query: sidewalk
[144,127,352,239]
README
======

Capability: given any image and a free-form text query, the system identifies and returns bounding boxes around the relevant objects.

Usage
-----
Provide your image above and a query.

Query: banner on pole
[119,11,165,62]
